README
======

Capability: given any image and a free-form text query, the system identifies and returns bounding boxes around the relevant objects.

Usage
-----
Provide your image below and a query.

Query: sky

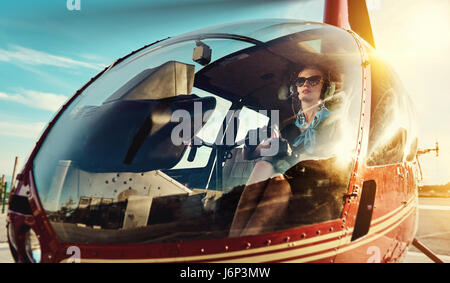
[0,0,448,186]
[367,0,450,185]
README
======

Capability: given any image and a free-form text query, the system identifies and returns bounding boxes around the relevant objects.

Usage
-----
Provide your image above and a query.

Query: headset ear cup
[324,82,335,99]
[289,83,299,115]
[289,84,297,97]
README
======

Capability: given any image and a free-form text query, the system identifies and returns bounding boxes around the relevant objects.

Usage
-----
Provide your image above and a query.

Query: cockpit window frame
[29,21,370,245]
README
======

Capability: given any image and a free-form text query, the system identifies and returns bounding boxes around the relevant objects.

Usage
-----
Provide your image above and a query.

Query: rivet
[301,233,306,239]
[285,236,291,242]
[265,240,272,246]
[245,242,251,249]
[225,246,229,251]
[329,227,334,232]
[201,248,205,253]
[316,230,321,235]
[342,218,346,223]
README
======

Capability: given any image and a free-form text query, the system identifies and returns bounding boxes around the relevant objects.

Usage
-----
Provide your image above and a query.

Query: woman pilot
[243,65,336,185]
[229,65,339,237]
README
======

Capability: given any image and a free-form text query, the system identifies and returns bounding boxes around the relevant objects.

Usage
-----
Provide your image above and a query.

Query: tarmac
[0,210,7,243]
[0,211,13,263]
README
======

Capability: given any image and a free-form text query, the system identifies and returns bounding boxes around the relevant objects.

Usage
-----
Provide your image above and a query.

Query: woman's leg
[240,175,292,236]
[245,160,277,186]
[229,160,289,237]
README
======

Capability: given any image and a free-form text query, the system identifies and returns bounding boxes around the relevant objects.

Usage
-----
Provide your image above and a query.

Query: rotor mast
[324,0,376,48]
[323,0,351,30]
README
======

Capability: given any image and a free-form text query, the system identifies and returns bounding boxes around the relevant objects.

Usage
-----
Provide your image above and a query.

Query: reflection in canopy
[33,21,363,244]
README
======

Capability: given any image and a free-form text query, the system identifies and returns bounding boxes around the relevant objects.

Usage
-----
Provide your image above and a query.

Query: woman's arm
[243,138,275,160]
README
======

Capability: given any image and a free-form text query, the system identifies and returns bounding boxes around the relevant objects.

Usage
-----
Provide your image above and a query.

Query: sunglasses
[295,76,323,87]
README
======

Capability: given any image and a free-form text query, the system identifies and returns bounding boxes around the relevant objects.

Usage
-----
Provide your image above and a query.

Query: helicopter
[5,0,442,263]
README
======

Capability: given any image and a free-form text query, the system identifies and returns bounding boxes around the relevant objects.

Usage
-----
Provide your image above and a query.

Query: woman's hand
[244,137,292,160]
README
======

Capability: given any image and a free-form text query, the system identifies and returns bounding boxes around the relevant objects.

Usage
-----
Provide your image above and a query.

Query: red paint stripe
[338,204,416,253]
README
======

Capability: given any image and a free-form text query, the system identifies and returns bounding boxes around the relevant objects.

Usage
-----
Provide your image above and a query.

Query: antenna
[435,141,439,157]
[417,141,439,157]
[416,141,440,186]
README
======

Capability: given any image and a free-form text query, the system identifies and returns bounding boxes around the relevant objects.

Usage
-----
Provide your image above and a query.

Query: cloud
[0,45,106,70]
[0,89,67,112]
[0,121,46,139]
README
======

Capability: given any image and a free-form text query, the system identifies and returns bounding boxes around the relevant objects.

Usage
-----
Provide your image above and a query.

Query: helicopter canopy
[33,20,363,244]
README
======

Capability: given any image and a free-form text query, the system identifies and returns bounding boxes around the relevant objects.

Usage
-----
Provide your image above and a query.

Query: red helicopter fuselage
[6,0,420,263]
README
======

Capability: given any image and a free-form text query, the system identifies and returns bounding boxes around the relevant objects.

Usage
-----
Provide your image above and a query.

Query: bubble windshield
[33,20,363,244]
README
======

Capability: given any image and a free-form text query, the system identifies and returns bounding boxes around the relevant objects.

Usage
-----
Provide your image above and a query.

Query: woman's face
[296,68,324,105]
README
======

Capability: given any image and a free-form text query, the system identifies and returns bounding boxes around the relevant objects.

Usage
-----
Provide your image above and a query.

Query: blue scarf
[293,104,330,153]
